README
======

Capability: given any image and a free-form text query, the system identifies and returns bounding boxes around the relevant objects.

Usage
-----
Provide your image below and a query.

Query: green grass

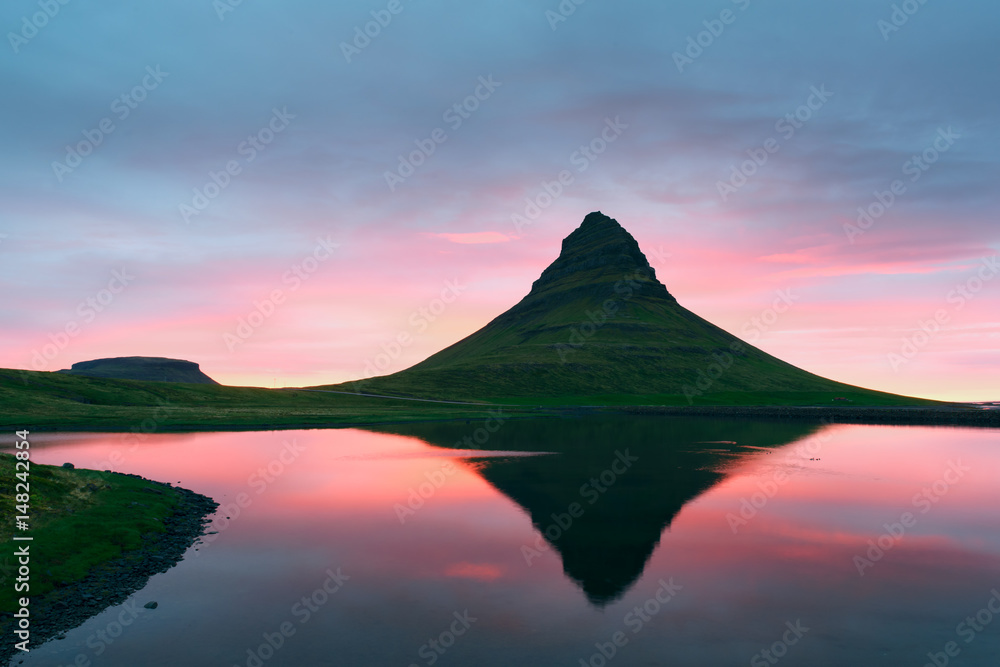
[0,368,528,432]
[0,453,183,612]
[0,364,953,436]
[327,303,964,404]
[494,389,947,407]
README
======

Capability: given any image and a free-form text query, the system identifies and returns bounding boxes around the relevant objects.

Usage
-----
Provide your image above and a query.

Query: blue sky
[2,0,998,399]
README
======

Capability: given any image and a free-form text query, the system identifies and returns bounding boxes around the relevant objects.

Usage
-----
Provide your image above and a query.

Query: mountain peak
[528,212,673,301]
[578,210,621,231]
[335,210,869,402]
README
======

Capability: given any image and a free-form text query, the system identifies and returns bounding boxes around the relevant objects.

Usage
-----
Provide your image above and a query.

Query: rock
[61,463,75,469]
[144,601,158,610]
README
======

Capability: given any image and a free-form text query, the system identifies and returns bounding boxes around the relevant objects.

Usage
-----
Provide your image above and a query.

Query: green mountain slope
[327,212,926,405]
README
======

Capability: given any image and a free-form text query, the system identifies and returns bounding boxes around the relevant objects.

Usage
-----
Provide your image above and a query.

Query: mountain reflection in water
[363,416,823,605]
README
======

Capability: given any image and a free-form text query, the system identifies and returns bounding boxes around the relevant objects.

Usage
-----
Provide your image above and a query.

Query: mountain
[57,357,218,384]
[329,211,911,404]
[362,416,822,605]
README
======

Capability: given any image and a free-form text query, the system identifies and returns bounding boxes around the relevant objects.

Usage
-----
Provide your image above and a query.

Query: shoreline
[617,405,1000,427]
[10,404,1000,433]
[0,473,217,666]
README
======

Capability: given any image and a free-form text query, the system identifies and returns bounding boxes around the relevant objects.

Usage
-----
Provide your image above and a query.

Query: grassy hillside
[323,213,941,406]
[0,363,951,435]
[0,368,517,432]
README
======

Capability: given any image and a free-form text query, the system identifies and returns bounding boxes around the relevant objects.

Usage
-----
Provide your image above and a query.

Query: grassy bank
[1,367,990,433]
[0,368,521,432]
[0,452,190,613]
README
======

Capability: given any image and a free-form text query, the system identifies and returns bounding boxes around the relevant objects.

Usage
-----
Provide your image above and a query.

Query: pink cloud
[444,562,505,581]
[758,252,815,264]
[426,232,513,245]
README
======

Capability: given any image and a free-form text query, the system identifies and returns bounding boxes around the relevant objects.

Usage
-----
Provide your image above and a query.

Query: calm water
[6,417,1000,667]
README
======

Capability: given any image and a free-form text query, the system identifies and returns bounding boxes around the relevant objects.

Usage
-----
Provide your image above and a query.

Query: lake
[6,416,999,666]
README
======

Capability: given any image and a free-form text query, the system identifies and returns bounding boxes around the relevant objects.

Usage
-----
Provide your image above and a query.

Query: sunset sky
[2,0,997,401]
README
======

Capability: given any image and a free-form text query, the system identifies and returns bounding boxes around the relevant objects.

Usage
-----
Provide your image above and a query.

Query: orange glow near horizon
[4,218,997,403]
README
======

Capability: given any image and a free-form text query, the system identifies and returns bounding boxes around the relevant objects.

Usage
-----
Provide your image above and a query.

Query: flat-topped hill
[57,357,218,384]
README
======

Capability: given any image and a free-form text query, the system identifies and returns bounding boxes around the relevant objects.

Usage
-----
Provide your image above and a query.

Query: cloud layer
[1,0,997,400]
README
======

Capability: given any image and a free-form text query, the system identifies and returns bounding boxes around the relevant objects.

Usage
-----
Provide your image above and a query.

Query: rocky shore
[0,475,217,666]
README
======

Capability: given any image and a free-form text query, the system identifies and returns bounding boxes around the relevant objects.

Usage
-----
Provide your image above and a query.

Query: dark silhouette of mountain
[57,357,218,384]
[364,416,822,605]
[327,212,912,404]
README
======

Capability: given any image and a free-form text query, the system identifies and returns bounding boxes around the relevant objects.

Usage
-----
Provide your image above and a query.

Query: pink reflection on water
[7,422,1000,666]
